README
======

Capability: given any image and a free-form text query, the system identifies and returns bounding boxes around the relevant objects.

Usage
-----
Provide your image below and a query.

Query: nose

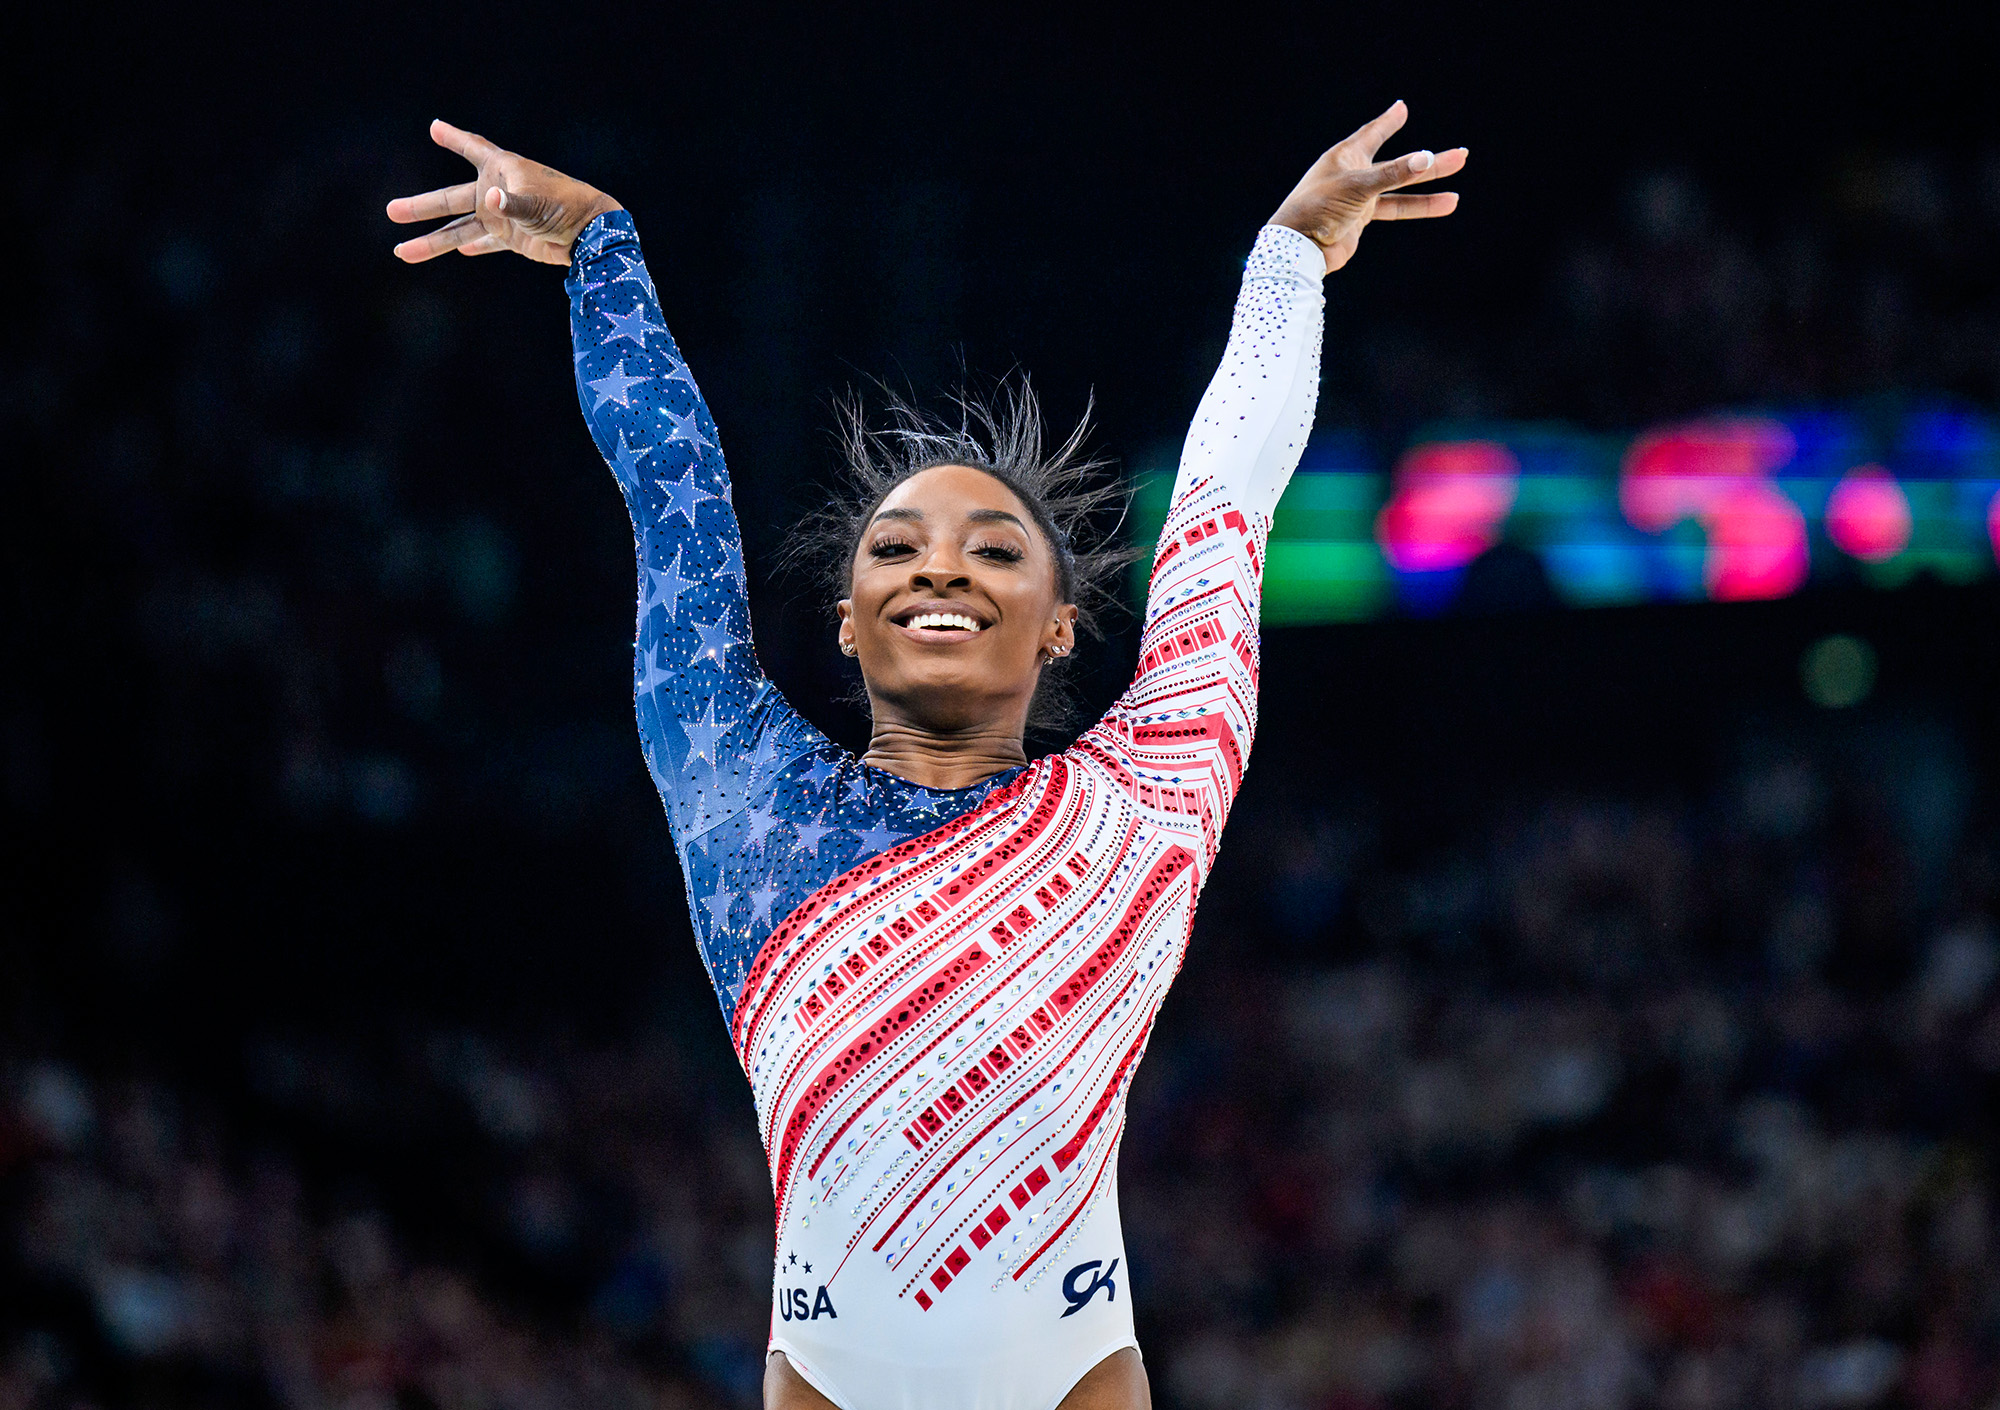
[909,540,971,591]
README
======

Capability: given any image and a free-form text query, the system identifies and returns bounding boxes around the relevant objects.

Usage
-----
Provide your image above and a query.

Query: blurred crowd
[8,717,1999,1410]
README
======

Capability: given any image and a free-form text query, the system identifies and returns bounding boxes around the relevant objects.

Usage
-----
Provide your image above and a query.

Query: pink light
[1824,465,1912,562]
[1988,490,2000,566]
[1375,440,1521,573]
[1619,418,1797,531]
[1619,417,1807,600]
[1704,481,1809,600]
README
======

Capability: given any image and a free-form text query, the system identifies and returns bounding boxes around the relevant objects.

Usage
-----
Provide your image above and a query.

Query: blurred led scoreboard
[1129,407,2000,623]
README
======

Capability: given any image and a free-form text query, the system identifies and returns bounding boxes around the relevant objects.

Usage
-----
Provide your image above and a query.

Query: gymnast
[387,103,1465,1410]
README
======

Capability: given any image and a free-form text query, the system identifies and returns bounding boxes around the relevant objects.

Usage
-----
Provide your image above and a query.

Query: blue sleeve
[567,210,826,849]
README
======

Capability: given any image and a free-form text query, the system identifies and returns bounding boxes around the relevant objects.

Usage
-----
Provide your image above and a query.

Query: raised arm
[386,122,822,849]
[1083,103,1466,859]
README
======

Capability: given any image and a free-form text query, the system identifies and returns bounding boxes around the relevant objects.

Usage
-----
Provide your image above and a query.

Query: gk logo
[1059,1258,1119,1318]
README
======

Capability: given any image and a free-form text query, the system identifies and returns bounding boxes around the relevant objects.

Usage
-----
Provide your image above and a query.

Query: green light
[1801,634,1877,709]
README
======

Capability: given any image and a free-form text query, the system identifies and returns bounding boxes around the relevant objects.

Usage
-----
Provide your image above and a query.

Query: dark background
[6,3,2000,1407]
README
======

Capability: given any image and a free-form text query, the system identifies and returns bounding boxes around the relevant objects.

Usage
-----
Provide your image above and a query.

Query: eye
[868,536,917,559]
[970,539,1024,563]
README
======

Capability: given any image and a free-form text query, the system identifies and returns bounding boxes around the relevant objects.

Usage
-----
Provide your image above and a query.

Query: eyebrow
[867,506,1029,531]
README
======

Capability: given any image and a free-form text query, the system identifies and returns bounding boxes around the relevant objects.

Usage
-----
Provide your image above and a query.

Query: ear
[1041,604,1079,663]
[836,599,856,657]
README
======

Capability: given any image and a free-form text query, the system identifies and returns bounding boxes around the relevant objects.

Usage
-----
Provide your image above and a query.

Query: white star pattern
[643,548,697,623]
[662,406,716,453]
[611,428,650,487]
[680,698,736,769]
[791,818,834,856]
[603,302,669,349]
[657,467,716,528]
[689,617,741,670]
[587,360,648,411]
[742,805,781,849]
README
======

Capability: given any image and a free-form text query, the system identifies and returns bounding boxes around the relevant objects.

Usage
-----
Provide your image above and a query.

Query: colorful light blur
[1825,466,1913,562]
[1127,402,2000,624]
[1619,418,1807,601]
[1375,441,1521,572]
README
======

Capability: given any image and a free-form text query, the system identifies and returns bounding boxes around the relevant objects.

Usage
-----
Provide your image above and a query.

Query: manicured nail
[1410,150,1435,171]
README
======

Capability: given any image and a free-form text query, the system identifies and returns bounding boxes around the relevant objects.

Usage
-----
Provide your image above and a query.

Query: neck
[861,718,1030,790]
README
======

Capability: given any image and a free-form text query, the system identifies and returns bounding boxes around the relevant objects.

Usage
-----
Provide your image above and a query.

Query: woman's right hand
[387,120,622,266]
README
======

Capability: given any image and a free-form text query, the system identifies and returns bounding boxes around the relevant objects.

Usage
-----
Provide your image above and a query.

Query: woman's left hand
[1269,101,1467,273]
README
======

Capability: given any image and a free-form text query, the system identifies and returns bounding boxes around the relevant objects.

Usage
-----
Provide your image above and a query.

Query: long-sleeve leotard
[567,212,1325,1410]
[567,212,1021,1016]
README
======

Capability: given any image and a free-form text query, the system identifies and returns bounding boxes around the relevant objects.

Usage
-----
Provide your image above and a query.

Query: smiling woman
[386,105,1465,1410]
[786,384,1137,763]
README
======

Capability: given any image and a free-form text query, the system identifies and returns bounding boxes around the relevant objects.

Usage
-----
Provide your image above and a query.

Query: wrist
[564,196,627,267]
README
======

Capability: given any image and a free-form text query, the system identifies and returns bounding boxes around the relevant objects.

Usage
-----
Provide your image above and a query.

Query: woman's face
[839,464,1077,735]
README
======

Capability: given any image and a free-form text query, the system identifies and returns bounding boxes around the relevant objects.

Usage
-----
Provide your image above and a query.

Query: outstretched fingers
[1374,191,1461,220]
[386,181,476,224]
[1336,100,1409,163]
[392,214,486,263]
[428,118,500,165]
[1363,145,1469,194]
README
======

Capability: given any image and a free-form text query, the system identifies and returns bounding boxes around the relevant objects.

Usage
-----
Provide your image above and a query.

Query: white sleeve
[1067,225,1324,872]
[1166,224,1326,526]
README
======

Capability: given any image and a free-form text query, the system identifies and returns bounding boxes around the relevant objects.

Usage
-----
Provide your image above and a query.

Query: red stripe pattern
[734,462,1273,1310]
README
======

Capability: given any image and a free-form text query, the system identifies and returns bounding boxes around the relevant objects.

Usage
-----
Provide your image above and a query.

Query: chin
[871,663,1017,731]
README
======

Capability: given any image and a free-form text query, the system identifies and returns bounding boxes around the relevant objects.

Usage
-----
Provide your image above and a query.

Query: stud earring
[841,642,857,657]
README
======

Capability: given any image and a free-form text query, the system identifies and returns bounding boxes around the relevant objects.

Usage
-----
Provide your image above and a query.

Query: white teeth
[906,612,984,633]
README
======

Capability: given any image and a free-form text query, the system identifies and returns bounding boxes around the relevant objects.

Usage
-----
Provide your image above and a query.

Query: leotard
[567,210,1325,1410]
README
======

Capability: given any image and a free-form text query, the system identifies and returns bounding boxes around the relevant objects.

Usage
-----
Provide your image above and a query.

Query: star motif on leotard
[643,547,697,623]
[680,698,735,768]
[742,804,781,849]
[587,360,647,411]
[747,730,786,782]
[715,536,747,590]
[635,642,674,698]
[603,302,669,349]
[791,817,835,857]
[747,885,780,928]
[663,358,697,390]
[801,758,839,790]
[689,617,741,669]
[702,887,736,929]
[610,429,650,488]
[662,406,716,453]
[851,822,905,855]
[657,467,716,528]
[908,788,947,816]
[610,251,655,297]
[842,774,871,805]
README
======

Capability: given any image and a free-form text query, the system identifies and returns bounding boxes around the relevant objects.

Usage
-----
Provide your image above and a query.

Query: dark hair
[786,377,1136,732]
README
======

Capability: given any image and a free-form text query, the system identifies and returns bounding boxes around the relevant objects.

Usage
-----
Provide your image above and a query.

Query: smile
[903,611,987,633]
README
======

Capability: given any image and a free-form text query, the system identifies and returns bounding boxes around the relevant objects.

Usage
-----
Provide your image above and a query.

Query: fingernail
[1411,150,1435,171]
